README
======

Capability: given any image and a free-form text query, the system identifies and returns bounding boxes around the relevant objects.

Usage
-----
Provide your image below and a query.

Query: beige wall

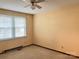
[34,4,79,56]
[0,9,33,53]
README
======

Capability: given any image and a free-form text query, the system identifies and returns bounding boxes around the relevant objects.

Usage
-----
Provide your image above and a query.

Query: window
[0,14,26,40]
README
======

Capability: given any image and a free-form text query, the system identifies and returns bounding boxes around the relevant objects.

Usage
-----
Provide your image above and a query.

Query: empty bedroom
[0,0,79,59]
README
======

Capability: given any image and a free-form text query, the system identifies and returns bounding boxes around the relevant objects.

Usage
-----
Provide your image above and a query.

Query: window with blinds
[0,14,26,40]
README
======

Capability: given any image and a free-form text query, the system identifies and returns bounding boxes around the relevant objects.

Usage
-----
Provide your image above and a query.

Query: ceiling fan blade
[24,4,31,7]
[35,4,42,9]
[31,6,36,10]
[36,0,45,3]
[31,0,45,3]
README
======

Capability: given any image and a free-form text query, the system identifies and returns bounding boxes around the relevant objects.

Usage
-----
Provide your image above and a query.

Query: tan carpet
[0,45,79,59]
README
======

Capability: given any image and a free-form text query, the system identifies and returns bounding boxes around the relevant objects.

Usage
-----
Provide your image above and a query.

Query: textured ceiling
[0,0,79,14]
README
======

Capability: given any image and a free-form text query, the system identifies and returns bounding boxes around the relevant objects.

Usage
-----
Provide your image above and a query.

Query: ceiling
[0,0,79,14]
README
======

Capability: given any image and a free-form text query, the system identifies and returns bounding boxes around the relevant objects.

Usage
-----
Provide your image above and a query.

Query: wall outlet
[61,46,64,48]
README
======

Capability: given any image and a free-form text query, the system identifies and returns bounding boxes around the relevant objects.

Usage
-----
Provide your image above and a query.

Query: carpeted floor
[0,45,79,59]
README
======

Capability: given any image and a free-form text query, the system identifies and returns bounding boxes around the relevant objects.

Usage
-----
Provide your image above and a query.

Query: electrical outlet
[61,46,64,48]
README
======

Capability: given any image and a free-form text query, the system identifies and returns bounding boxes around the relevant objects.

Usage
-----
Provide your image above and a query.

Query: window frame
[0,14,27,41]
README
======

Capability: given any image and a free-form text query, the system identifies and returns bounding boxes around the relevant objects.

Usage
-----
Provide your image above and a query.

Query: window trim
[0,14,27,41]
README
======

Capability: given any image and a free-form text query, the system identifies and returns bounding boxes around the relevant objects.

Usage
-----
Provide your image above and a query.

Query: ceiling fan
[22,0,45,10]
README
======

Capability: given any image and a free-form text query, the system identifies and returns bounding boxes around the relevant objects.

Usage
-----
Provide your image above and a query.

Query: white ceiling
[0,0,79,14]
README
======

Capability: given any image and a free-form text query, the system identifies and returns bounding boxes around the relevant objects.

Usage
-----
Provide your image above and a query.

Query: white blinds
[14,17,26,37]
[0,14,26,40]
